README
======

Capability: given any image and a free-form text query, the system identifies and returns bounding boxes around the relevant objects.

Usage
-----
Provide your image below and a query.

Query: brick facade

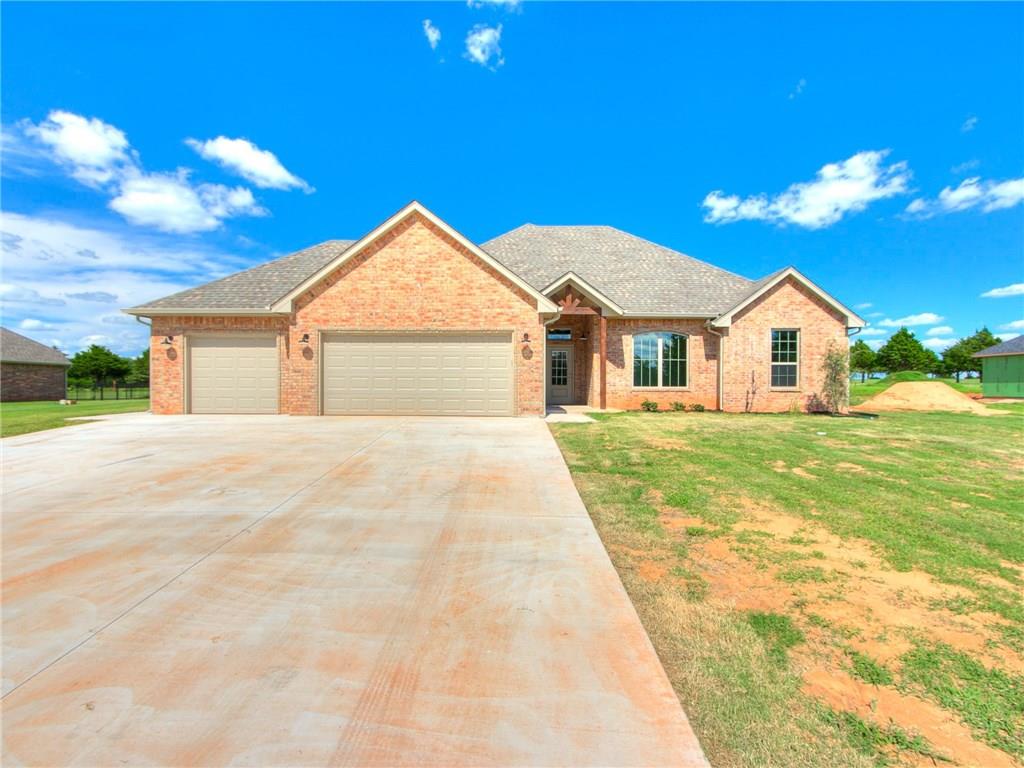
[149,213,545,416]
[0,363,67,402]
[720,277,847,413]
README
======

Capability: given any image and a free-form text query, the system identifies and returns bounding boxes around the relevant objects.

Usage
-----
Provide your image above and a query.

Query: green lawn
[850,371,982,405]
[1,399,149,438]
[550,407,1023,768]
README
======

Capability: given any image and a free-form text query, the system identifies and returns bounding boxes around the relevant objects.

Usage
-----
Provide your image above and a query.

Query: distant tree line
[67,345,149,391]
[850,327,1000,382]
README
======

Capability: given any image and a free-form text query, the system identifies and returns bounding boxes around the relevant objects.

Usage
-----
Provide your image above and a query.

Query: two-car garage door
[321,333,513,416]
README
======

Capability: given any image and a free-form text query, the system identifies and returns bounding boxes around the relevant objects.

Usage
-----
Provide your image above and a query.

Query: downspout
[705,321,725,412]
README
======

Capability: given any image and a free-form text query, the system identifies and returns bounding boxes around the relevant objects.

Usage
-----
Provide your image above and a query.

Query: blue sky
[2,1,1022,356]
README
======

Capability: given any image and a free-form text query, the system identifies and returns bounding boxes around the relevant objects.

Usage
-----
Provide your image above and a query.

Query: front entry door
[547,346,574,405]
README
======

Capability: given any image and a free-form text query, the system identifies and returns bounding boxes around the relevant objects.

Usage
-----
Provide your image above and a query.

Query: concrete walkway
[2,414,706,767]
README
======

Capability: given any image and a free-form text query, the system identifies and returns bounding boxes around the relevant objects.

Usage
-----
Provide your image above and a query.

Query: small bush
[671,401,686,411]
[641,399,659,412]
[689,403,706,412]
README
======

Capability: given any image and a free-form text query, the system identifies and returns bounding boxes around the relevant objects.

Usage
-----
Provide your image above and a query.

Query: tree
[940,327,1000,382]
[820,342,849,414]
[126,348,150,386]
[876,327,936,373]
[68,345,132,388]
[849,339,877,383]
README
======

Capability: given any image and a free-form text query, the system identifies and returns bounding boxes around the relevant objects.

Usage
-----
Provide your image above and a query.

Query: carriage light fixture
[161,335,174,346]
[299,333,311,344]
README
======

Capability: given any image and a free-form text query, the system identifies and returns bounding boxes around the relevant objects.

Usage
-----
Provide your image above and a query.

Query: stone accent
[1,363,67,402]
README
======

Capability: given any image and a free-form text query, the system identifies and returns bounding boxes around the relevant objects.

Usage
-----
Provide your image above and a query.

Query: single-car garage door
[189,336,279,414]
[322,332,513,416]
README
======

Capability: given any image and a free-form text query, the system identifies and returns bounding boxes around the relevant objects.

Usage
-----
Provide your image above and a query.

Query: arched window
[633,332,688,388]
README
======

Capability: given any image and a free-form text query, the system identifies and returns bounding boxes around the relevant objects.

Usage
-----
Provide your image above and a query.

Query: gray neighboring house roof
[482,224,757,316]
[123,223,797,318]
[0,327,71,366]
[973,335,1024,358]
[126,240,354,313]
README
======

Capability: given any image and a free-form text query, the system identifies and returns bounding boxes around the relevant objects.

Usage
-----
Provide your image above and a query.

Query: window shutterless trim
[769,328,800,390]
[632,331,690,389]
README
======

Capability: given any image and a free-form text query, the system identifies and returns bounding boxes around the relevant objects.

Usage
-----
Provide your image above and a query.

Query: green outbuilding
[973,335,1024,398]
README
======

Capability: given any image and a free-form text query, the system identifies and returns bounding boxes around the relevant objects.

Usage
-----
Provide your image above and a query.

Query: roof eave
[122,307,288,317]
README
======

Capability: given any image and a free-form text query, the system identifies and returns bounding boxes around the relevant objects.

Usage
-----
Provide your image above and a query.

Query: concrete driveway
[2,414,706,767]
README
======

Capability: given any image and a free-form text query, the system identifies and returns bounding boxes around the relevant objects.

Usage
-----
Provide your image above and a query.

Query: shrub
[821,342,849,414]
[671,401,686,411]
[641,399,659,412]
[689,403,706,412]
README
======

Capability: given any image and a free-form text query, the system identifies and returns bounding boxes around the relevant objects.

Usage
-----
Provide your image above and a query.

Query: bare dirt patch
[859,381,999,416]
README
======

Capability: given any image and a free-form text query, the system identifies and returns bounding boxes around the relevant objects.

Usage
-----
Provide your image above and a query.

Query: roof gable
[1,327,71,366]
[271,202,558,314]
[710,267,866,329]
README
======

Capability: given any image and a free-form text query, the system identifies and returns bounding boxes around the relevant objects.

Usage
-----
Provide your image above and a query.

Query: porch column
[599,312,607,410]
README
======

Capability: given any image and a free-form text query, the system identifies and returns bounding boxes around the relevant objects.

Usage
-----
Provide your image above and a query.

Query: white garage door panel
[323,333,513,416]
[189,336,279,414]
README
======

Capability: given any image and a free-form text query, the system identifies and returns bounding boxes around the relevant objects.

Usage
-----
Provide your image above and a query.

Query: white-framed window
[771,329,799,388]
[633,332,688,388]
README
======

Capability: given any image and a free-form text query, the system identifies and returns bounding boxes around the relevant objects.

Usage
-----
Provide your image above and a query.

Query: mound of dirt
[857,381,996,415]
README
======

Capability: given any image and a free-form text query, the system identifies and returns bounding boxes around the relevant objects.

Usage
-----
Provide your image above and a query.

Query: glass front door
[547,347,573,405]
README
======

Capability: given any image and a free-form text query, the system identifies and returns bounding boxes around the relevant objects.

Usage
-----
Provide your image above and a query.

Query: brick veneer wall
[603,318,720,411]
[720,277,847,413]
[0,363,67,402]
[149,213,545,416]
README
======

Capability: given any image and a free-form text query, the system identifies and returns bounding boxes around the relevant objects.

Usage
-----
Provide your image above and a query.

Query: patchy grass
[899,641,1024,758]
[550,406,1023,768]
[0,399,148,438]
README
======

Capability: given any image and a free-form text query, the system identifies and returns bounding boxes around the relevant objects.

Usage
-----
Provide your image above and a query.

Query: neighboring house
[973,335,1024,398]
[124,202,864,417]
[0,327,71,402]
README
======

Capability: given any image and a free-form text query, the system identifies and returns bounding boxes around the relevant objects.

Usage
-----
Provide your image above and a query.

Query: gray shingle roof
[482,225,757,315]
[973,335,1024,358]
[127,224,767,317]
[1,327,70,366]
[127,240,354,312]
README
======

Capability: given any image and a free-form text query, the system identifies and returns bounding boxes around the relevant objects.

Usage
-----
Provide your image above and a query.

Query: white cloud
[858,328,889,336]
[21,110,133,187]
[788,78,806,100]
[906,176,1024,218]
[19,318,58,331]
[923,337,957,350]
[0,211,251,355]
[186,136,312,193]
[467,0,521,9]
[464,24,504,69]
[423,19,441,50]
[854,302,872,310]
[702,150,911,229]
[961,115,978,133]
[926,326,954,336]
[997,333,1020,341]
[999,319,1024,331]
[109,170,266,233]
[16,110,268,233]
[866,339,886,350]
[866,311,884,318]
[951,159,980,174]
[878,312,944,327]
[981,282,1024,298]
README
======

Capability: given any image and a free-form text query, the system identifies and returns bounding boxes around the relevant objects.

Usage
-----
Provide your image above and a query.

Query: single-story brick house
[125,202,864,417]
[0,327,71,402]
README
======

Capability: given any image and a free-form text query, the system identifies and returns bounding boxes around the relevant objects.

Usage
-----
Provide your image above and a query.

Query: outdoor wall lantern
[521,332,531,346]
[161,335,174,345]
[580,332,589,342]
[299,333,311,344]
